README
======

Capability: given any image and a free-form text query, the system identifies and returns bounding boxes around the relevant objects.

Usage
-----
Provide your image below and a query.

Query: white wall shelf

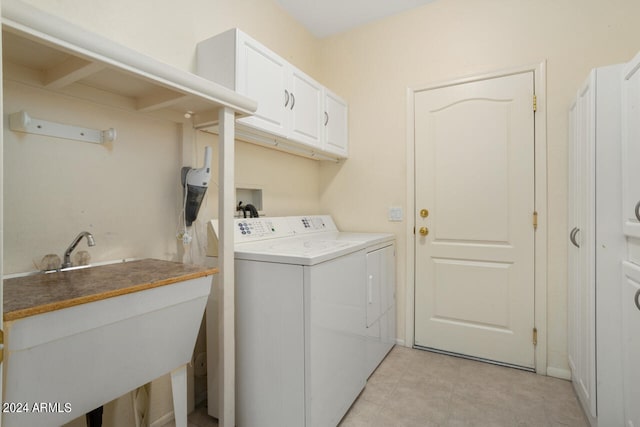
[1,0,256,121]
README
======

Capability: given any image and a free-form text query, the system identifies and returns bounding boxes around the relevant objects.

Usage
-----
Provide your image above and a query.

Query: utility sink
[3,259,216,427]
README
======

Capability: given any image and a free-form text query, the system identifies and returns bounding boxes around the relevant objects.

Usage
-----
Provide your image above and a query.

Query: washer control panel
[237,219,275,236]
[209,216,337,244]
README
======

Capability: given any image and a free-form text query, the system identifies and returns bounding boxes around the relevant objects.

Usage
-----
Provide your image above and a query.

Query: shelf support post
[216,107,235,427]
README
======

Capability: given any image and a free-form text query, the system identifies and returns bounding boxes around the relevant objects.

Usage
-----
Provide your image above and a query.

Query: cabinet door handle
[284,90,290,108]
[635,288,640,312]
[635,200,640,222]
[324,112,329,126]
[290,93,295,110]
[368,275,373,304]
[570,227,580,248]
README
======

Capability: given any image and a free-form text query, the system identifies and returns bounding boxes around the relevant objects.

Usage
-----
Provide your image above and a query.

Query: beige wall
[317,0,640,375]
[6,1,321,426]
[7,0,640,424]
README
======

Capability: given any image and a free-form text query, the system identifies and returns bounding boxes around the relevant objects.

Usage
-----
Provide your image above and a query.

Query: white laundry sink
[2,259,215,427]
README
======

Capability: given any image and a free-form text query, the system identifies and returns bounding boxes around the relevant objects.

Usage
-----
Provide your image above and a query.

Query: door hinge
[533,211,538,230]
[533,94,537,112]
[533,327,538,346]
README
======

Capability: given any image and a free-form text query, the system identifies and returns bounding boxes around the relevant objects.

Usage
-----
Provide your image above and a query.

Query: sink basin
[3,259,215,427]
[3,258,136,279]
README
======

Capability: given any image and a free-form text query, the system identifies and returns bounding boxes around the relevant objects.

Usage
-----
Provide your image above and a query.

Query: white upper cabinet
[197,28,348,160]
[323,89,348,157]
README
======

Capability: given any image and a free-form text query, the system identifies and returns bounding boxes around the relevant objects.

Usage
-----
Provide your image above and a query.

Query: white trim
[547,367,572,380]
[150,411,174,427]
[405,62,548,375]
[219,107,236,427]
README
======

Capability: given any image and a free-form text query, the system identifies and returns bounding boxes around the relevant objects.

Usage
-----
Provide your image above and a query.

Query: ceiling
[274,0,437,38]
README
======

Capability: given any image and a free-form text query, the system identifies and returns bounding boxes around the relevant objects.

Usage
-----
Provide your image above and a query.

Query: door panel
[414,72,536,368]
[433,101,510,243]
[432,259,510,328]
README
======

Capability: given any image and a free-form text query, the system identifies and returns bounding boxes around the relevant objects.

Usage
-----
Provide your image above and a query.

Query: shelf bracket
[9,111,116,144]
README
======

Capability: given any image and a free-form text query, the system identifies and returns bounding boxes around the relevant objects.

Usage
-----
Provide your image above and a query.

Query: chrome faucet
[62,231,96,269]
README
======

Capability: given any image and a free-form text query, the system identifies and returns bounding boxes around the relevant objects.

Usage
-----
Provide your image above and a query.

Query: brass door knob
[420,209,429,218]
[419,227,429,236]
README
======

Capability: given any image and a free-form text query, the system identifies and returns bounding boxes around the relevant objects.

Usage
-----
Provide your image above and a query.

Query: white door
[289,67,323,148]
[236,34,289,138]
[622,52,640,241]
[567,99,579,377]
[573,74,597,417]
[414,71,536,369]
[323,89,348,157]
[622,52,640,427]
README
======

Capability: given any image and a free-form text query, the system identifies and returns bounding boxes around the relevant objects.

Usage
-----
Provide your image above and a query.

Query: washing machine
[207,215,396,427]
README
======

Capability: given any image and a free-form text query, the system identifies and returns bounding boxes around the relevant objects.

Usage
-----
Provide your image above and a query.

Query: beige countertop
[3,259,218,321]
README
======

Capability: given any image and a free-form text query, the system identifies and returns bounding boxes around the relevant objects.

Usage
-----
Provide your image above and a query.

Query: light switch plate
[388,207,403,222]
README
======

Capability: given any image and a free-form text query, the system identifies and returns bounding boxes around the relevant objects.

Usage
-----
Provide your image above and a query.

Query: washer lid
[267,239,359,256]
[234,231,394,265]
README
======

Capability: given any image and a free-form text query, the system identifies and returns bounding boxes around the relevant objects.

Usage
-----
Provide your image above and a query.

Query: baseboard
[546,366,572,380]
[395,338,406,347]
[151,411,174,427]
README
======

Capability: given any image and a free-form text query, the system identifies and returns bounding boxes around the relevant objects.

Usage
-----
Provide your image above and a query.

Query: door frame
[405,62,548,374]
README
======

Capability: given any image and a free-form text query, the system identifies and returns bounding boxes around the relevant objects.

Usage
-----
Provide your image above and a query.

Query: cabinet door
[323,90,348,157]
[622,262,640,427]
[289,67,323,148]
[236,34,289,138]
[567,99,579,377]
[622,52,640,241]
[571,74,597,419]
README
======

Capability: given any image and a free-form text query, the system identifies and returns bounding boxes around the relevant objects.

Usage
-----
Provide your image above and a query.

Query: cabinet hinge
[533,211,538,230]
[533,94,537,112]
[533,327,538,346]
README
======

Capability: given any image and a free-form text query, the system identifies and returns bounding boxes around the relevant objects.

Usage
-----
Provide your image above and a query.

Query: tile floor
[163,346,588,427]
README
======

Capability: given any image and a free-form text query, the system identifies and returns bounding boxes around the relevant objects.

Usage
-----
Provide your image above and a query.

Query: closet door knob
[419,227,429,236]
[635,200,640,222]
[634,288,640,312]
[570,227,580,248]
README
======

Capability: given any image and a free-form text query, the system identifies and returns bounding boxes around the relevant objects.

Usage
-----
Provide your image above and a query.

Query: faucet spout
[62,231,96,269]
